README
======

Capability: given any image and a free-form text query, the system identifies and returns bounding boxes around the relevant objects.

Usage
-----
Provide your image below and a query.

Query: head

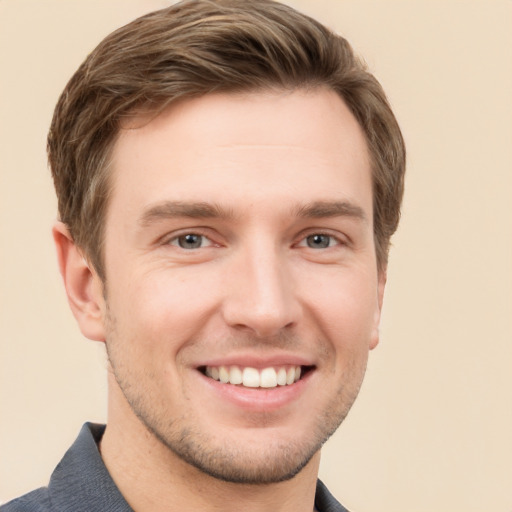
[49,0,405,282]
[50,0,405,487]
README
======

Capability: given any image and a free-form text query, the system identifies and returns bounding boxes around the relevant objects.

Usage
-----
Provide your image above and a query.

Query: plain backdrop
[1,1,511,510]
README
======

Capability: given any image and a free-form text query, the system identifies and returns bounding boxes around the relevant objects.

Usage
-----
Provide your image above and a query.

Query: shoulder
[0,488,51,512]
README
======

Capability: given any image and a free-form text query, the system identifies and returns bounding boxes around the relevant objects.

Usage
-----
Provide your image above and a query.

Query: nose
[221,243,301,338]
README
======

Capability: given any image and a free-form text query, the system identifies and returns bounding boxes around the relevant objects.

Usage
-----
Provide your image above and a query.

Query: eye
[299,233,340,249]
[170,233,212,250]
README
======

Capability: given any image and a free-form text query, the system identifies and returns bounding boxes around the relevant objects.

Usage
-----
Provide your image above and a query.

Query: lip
[195,364,315,413]
[195,353,315,369]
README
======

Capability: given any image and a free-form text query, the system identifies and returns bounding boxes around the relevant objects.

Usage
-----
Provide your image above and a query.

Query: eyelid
[294,229,349,248]
[160,228,218,248]
[169,234,214,249]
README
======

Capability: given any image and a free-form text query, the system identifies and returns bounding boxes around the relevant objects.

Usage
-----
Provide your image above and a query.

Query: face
[99,88,384,484]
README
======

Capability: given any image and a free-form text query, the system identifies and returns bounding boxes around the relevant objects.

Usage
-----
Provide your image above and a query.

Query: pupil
[308,234,329,249]
[179,234,202,249]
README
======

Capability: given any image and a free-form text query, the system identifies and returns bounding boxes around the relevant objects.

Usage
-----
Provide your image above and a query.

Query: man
[1,0,405,510]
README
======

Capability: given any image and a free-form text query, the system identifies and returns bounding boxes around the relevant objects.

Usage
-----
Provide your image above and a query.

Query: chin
[155,425,326,484]
[134,396,349,485]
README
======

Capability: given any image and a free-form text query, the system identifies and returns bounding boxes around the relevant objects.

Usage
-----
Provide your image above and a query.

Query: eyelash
[296,233,344,249]
[167,232,214,250]
[165,231,346,251]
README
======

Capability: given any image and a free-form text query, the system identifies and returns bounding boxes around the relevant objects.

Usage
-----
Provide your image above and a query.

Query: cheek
[107,267,220,352]
[302,268,379,346]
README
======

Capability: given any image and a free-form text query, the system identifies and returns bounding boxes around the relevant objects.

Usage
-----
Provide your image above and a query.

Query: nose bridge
[222,235,300,337]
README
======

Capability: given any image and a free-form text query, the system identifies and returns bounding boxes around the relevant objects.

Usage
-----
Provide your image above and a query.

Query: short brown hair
[48,0,405,280]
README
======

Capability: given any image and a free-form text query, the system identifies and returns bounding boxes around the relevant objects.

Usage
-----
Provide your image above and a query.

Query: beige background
[1,1,511,510]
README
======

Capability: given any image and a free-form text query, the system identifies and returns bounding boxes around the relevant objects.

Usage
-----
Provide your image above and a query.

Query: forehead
[109,88,372,218]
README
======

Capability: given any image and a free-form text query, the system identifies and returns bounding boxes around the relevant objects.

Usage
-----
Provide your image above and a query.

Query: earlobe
[370,269,387,350]
[52,222,106,342]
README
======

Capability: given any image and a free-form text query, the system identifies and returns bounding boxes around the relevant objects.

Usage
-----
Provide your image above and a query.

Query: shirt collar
[47,422,348,512]
[48,423,132,512]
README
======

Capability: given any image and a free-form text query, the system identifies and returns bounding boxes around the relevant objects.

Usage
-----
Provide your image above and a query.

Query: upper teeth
[205,365,302,388]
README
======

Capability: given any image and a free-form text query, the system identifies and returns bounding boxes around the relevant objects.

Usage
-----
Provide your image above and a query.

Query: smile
[201,365,312,388]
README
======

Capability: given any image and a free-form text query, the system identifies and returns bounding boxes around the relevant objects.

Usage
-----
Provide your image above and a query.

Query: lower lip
[197,369,314,413]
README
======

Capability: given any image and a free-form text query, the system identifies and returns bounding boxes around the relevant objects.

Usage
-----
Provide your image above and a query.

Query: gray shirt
[1,423,349,512]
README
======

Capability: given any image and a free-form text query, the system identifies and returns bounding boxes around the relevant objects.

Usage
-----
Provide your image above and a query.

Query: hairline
[87,85,386,283]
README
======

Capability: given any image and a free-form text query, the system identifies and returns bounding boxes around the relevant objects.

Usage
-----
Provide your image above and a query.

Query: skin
[54,88,386,512]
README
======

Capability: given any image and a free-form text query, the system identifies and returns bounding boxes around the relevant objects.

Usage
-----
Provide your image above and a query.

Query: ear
[369,268,387,350]
[52,221,106,342]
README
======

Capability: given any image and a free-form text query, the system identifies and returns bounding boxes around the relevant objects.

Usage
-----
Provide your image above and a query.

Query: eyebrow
[139,199,367,228]
[294,200,368,223]
[139,201,234,226]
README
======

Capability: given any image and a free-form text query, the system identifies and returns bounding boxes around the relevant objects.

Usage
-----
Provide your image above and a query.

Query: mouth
[199,365,314,389]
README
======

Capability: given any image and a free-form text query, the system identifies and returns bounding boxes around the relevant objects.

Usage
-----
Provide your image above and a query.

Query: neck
[101,383,320,512]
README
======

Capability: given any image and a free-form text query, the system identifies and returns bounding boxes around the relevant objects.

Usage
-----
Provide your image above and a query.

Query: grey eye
[306,234,331,249]
[177,234,204,249]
